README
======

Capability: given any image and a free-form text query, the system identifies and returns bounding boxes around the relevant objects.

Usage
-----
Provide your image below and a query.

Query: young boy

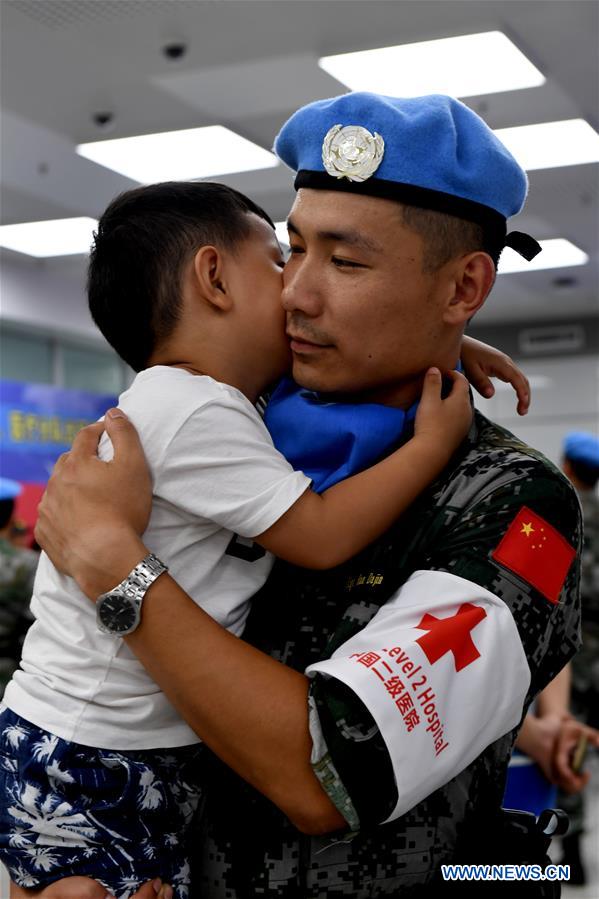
[0,182,527,899]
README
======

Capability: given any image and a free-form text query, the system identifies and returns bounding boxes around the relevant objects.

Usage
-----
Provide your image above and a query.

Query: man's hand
[552,719,599,794]
[461,335,531,416]
[34,409,152,598]
[514,712,563,783]
[516,712,599,793]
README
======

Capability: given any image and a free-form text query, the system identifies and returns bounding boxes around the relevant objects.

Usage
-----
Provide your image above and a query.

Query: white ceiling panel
[0,0,597,329]
[153,54,345,121]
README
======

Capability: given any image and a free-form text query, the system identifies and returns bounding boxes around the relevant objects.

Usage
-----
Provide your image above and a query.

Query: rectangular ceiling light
[319,31,545,98]
[0,217,97,257]
[494,119,599,170]
[77,126,278,182]
[498,239,588,274]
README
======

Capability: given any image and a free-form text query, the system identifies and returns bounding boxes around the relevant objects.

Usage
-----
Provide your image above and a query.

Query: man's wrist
[72,528,149,600]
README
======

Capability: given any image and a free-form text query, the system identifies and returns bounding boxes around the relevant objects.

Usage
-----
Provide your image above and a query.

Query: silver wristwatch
[96,553,168,636]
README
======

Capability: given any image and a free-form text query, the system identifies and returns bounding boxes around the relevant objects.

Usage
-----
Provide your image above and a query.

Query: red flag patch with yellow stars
[491,505,576,604]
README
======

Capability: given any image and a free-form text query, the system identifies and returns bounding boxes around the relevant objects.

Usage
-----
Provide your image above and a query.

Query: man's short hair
[400,205,500,273]
[565,457,599,489]
[88,182,275,372]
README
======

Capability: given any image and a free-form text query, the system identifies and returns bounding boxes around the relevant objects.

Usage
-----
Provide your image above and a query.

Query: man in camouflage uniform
[557,432,599,882]
[31,93,582,899]
[562,433,599,729]
[190,417,580,897]
[0,481,36,697]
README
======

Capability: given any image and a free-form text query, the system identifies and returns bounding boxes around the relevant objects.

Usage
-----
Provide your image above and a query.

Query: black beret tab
[504,231,543,261]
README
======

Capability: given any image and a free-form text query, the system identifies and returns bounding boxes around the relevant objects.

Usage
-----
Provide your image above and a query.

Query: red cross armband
[305,570,531,824]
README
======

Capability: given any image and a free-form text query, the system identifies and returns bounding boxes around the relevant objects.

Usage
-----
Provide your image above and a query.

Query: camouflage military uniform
[570,488,599,721]
[557,487,599,837]
[0,537,36,697]
[193,412,582,897]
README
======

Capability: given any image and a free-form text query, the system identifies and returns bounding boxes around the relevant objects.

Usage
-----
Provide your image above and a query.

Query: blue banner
[0,380,118,483]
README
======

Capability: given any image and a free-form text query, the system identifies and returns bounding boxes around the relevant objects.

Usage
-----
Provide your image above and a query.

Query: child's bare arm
[461,335,530,416]
[9,876,116,898]
[254,368,471,569]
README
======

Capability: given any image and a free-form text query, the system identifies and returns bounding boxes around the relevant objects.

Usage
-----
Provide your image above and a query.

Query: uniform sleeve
[306,468,582,829]
[155,396,311,538]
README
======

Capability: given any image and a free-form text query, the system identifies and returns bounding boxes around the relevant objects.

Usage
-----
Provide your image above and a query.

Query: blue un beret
[274,92,540,260]
[564,432,599,469]
[0,478,22,501]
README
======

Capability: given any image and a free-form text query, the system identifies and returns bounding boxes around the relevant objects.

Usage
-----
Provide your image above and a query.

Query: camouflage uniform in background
[558,487,599,836]
[0,537,37,697]
[571,488,599,725]
[193,412,582,898]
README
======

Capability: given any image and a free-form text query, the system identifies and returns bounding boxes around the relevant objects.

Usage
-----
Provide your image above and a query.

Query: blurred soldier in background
[0,478,36,697]
[558,432,599,883]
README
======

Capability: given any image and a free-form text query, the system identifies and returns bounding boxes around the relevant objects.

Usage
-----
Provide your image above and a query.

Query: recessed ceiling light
[494,119,599,170]
[0,217,97,257]
[319,31,545,98]
[498,239,588,274]
[77,126,278,182]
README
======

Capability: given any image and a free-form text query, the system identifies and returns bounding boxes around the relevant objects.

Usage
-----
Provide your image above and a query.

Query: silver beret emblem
[322,124,385,182]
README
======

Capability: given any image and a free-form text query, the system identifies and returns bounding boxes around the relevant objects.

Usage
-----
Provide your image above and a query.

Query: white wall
[0,255,102,343]
[473,354,599,466]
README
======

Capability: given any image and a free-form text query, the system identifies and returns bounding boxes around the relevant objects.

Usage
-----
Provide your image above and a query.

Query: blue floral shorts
[0,706,206,898]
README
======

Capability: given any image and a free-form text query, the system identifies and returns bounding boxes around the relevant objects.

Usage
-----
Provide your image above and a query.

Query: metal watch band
[109,552,168,602]
[96,553,168,636]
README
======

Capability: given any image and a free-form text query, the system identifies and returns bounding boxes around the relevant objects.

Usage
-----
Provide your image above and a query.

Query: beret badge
[322,124,385,182]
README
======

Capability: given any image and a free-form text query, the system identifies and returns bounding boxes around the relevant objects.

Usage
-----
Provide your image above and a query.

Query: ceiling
[1,0,598,326]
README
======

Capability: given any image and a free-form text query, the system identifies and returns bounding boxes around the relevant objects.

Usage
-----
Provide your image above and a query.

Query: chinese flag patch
[491,505,576,604]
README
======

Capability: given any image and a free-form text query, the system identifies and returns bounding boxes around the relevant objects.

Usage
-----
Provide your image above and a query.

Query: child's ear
[192,245,234,312]
[442,252,496,325]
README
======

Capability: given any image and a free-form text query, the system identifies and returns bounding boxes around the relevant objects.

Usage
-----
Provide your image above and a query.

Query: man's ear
[192,245,234,312]
[442,252,496,325]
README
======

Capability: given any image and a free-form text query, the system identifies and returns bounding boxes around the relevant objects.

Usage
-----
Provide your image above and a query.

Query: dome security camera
[163,42,187,60]
[92,111,115,129]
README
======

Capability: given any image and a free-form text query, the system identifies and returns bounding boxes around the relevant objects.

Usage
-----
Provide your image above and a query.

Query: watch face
[98,594,138,634]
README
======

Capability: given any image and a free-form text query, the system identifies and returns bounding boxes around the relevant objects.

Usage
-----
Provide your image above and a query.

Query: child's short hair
[88,181,275,371]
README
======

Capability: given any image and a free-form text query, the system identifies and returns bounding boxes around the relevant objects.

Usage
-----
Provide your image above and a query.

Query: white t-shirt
[5,367,310,749]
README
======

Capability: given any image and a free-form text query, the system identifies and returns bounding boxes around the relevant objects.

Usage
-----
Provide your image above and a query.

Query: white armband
[306,570,531,823]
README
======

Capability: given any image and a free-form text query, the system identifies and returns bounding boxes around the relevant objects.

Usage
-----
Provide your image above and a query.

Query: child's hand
[414,368,472,461]
[461,336,530,416]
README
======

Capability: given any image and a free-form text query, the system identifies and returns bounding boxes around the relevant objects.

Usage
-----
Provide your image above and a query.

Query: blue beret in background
[563,431,599,469]
[0,478,22,501]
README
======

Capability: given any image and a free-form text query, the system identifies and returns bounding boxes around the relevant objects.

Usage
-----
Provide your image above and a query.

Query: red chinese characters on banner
[491,505,576,604]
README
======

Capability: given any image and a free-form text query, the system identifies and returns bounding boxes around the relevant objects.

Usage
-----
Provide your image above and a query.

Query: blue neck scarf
[264,377,418,493]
